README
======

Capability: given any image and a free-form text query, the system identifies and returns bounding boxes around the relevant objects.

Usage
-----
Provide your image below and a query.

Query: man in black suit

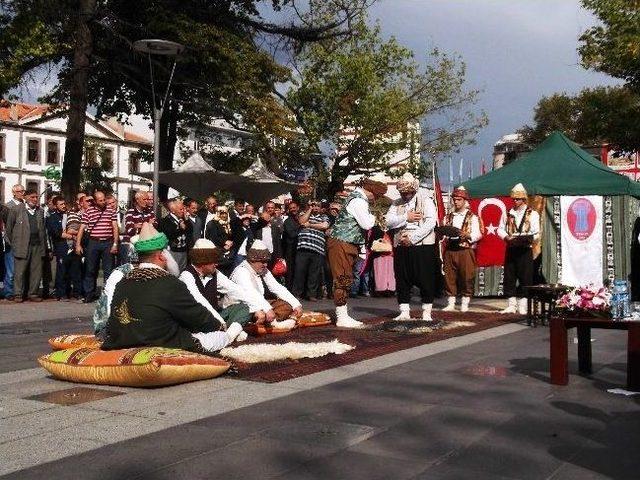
[158,199,193,271]
[184,198,203,245]
[197,195,218,237]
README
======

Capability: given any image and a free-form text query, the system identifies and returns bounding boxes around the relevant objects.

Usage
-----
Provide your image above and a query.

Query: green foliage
[279,14,487,194]
[519,86,640,152]
[580,0,640,90]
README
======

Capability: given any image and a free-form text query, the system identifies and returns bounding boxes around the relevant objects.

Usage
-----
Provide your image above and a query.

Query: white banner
[560,196,603,287]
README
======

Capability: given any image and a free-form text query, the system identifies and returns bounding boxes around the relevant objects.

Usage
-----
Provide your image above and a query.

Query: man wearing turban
[385,173,439,321]
[497,183,540,315]
[327,178,387,327]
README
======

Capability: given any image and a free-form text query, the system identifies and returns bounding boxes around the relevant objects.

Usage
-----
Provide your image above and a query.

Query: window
[84,146,98,167]
[46,140,59,165]
[0,134,5,162]
[27,138,40,164]
[26,180,39,196]
[101,148,114,172]
[128,151,140,174]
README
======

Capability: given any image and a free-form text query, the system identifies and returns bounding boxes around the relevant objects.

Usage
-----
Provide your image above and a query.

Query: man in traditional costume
[102,224,244,353]
[385,173,438,321]
[179,239,275,337]
[497,183,540,315]
[441,186,482,312]
[228,240,302,328]
[327,179,387,327]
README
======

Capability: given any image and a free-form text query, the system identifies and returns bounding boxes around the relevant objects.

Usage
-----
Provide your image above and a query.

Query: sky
[365,0,620,184]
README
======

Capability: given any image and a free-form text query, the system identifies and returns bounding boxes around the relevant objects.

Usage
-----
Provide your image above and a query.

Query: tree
[579,0,640,91]
[275,14,487,196]
[0,0,370,201]
[518,86,640,153]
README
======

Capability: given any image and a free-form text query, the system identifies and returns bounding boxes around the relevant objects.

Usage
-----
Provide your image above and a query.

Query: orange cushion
[38,347,230,387]
[297,311,332,328]
[244,323,294,336]
[48,334,102,350]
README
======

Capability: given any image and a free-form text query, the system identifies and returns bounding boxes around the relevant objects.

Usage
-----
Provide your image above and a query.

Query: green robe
[102,267,222,352]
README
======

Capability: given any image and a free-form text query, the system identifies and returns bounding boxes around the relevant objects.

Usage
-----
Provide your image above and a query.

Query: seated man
[227,240,303,327]
[102,224,243,353]
[179,239,273,336]
[93,232,181,339]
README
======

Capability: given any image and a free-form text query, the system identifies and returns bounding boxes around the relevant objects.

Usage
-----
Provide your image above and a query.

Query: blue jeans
[351,257,371,296]
[3,246,14,298]
[83,239,114,301]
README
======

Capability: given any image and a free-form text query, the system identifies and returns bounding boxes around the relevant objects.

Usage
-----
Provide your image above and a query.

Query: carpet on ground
[224,311,522,383]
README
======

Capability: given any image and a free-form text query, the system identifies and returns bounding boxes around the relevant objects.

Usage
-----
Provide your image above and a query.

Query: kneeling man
[180,239,275,333]
[228,240,302,327]
[102,224,243,353]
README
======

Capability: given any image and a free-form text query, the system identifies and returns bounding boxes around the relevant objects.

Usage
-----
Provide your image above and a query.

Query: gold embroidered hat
[452,185,469,200]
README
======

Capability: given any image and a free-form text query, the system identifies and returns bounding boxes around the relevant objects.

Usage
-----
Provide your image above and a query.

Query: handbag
[371,235,393,253]
[271,257,287,277]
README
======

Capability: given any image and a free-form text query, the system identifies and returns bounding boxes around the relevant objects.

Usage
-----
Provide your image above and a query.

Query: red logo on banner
[469,197,514,267]
[567,197,596,241]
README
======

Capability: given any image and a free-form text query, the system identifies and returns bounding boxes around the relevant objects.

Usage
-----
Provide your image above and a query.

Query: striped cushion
[39,347,230,387]
[48,334,102,350]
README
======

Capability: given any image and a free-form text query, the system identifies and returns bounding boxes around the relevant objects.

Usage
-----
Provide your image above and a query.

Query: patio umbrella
[140,153,297,204]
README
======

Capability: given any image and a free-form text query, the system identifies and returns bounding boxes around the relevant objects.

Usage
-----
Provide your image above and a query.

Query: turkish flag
[469,196,514,267]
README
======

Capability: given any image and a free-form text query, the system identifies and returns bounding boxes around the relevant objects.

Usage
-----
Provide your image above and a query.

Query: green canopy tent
[459,131,639,295]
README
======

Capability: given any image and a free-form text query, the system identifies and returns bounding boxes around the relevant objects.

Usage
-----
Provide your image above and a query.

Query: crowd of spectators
[0,184,396,303]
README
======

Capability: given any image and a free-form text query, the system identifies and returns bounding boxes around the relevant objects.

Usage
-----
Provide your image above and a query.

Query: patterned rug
[225,311,523,383]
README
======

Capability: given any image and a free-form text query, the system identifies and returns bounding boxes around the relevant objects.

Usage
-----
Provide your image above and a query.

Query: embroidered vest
[330,191,368,245]
[185,264,219,310]
[507,207,532,236]
[445,210,475,249]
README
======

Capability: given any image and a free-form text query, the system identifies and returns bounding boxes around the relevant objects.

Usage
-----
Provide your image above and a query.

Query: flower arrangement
[556,285,611,314]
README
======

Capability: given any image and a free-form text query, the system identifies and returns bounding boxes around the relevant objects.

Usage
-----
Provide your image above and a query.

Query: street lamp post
[132,39,185,217]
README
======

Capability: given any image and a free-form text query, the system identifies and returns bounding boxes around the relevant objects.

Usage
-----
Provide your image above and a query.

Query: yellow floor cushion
[49,334,102,350]
[38,347,231,387]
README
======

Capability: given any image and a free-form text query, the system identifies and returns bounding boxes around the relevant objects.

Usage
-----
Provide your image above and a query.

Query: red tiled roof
[124,131,152,144]
[0,100,50,122]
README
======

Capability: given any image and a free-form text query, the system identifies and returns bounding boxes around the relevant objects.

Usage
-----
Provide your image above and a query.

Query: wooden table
[524,285,569,327]
[550,315,640,390]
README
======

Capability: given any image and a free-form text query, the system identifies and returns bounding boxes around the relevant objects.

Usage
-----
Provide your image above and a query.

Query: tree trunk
[61,0,96,202]
[327,164,347,199]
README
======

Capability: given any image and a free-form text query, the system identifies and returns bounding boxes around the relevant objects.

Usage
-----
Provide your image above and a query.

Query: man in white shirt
[440,186,482,312]
[179,239,272,336]
[385,173,439,321]
[328,178,387,327]
[229,240,302,328]
[497,183,540,315]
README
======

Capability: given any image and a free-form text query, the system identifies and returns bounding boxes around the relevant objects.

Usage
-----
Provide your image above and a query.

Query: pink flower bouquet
[556,285,611,314]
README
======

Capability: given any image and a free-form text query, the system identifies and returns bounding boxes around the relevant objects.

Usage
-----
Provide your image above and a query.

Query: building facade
[0,101,152,205]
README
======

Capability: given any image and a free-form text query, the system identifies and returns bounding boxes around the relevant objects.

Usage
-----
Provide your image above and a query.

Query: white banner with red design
[560,196,603,287]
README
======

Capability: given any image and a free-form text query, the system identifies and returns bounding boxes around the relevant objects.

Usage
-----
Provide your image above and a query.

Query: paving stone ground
[1,296,638,479]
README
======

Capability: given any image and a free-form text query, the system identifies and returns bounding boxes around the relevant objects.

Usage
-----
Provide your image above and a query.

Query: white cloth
[103,269,126,319]
[497,206,540,241]
[448,209,482,245]
[229,260,301,310]
[385,191,437,245]
[191,331,232,352]
[346,188,375,230]
[261,226,274,253]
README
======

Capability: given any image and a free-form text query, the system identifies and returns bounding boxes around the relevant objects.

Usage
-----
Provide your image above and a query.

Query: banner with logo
[469,197,514,267]
[560,196,603,287]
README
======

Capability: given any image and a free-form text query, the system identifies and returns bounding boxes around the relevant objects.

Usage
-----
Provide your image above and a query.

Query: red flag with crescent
[469,196,514,267]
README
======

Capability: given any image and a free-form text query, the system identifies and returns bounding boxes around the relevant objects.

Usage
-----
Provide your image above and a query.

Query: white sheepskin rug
[220,339,354,364]
[442,321,476,330]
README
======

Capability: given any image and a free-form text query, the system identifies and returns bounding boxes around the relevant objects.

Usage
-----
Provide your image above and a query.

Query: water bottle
[612,280,630,320]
